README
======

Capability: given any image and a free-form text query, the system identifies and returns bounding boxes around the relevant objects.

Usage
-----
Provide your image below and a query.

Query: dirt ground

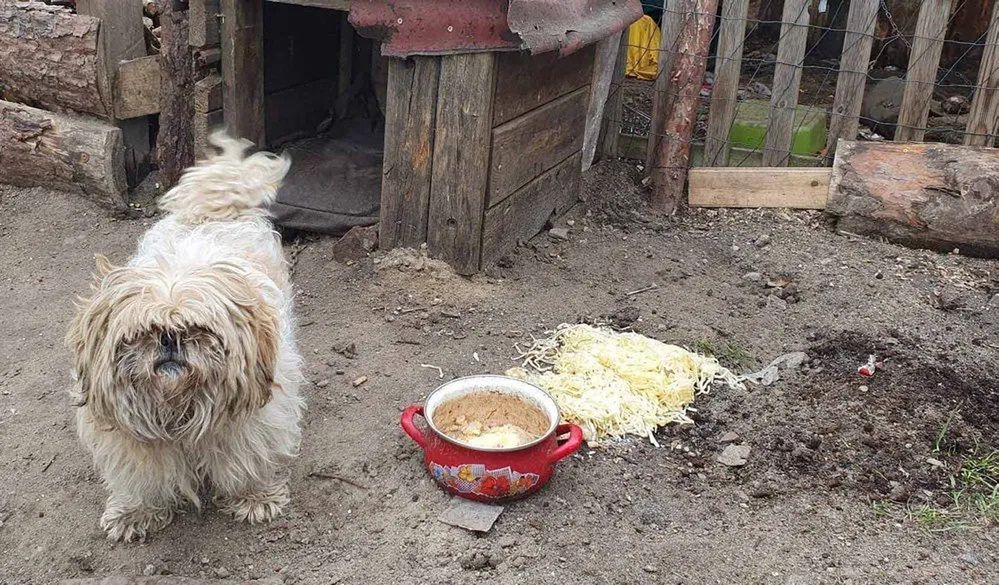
[0,160,996,584]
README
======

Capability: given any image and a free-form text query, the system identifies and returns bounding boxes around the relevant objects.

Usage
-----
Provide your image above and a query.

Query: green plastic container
[728,99,828,157]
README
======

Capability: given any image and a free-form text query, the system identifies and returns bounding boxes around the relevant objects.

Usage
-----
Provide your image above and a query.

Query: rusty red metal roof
[349,0,642,58]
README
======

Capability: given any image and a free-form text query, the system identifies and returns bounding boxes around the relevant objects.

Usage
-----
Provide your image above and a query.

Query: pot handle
[550,423,584,463]
[400,405,427,448]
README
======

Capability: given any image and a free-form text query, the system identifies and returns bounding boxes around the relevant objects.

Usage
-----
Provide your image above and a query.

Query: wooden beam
[704,0,749,167]
[688,167,831,209]
[426,53,496,275]
[190,0,221,48]
[220,0,265,145]
[598,30,628,159]
[114,55,160,119]
[194,73,223,159]
[650,0,718,213]
[762,0,810,166]
[583,32,621,172]
[492,45,594,127]
[264,0,351,9]
[964,2,999,147]
[824,0,878,162]
[380,57,441,249]
[895,0,952,142]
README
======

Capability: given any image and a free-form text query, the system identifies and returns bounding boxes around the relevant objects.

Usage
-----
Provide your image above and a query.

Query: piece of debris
[742,271,763,283]
[926,457,945,468]
[718,444,751,467]
[439,499,504,533]
[315,379,330,388]
[857,355,877,377]
[351,376,368,387]
[420,363,445,379]
[548,227,569,241]
[334,342,357,359]
[740,352,808,386]
[931,288,967,311]
[719,431,739,443]
[941,95,970,115]
[625,283,658,297]
[41,454,57,472]
[308,471,369,490]
[331,225,379,264]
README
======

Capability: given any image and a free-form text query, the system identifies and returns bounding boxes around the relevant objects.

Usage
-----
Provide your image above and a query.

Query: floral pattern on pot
[430,463,541,498]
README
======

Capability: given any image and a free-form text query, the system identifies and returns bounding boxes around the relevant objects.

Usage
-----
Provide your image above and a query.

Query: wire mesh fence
[603,0,999,176]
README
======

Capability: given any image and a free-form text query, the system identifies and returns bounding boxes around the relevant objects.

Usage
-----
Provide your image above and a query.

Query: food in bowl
[432,390,548,450]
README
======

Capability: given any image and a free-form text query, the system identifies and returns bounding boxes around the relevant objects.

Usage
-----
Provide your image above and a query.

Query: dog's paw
[218,483,290,524]
[99,505,174,542]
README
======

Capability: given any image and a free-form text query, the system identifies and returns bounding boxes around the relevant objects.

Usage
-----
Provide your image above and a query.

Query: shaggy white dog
[66,134,305,542]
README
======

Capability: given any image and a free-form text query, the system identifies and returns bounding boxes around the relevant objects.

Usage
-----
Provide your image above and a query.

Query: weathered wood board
[689,168,831,209]
[221,0,265,145]
[114,56,160,119]
[827,141,999,258]
[492,45,594,126]
[0,100,126,208]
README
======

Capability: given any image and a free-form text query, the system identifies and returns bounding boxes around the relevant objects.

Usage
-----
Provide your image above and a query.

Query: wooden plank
[762,0,810,166]
[265,0,351,9]
[824,0,879,161]
[895,0,951,142]
[190,0,220,48]
[194,74,224,158]
[492,45,595,126]
[481,152,581,267]
[647,2,685,171]
[489,86,588,205]
[221,0,265,145]
[827,141,999,257]
[380,57,441,249]
[426,53,496,275]
[583,32,621,172]
[265,78,336,145]
[0,99,126,208]
[688,168,831,209]
[704,0,750,167]
[194,109,224,160]
[114,55,160,119]
[599,30,629,159]
[964,2,999,147]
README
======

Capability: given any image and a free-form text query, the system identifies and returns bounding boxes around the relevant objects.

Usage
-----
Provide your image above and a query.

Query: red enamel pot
[400,375,584,503]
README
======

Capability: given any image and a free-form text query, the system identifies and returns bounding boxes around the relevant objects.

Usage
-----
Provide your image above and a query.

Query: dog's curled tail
[159,132,291,223]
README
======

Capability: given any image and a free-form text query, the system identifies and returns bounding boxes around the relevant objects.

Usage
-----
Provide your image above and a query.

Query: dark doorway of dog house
[261,1,386,235]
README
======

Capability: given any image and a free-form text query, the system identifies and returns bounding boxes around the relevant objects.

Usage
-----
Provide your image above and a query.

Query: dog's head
[67,255,279,442]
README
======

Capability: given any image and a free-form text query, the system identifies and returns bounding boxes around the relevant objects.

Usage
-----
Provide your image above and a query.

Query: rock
[351,376,368,387]
[931,288,967,311]
[717,444,751,467]
[988,293,999,308]
[742,271,763,282]
[888,483,910,503]
[459,551,491,571]
[315,379,330,388]
[958,552,979,565]
[142,565,158,577]
[861,77,905,137]
[719,431,739,443]
[548,227,569,241]
[766,295,788,310]
[331,225,379,264]
[214,566,231,578]
[754,234,771,248]
[782,351,808,369]
[609,306,640,328]
[497,535,518,549]
[439,499,504,533]
[942,95,970,115]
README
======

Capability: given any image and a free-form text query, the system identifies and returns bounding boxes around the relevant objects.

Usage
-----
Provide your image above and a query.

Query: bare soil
[0,159,996,584]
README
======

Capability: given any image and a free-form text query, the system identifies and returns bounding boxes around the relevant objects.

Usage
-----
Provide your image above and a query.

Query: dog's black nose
[160,333,178,353]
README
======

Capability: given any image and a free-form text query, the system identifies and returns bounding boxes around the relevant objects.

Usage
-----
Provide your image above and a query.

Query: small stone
[330,225,379,264]
[742,271,763,282]
[142,565,158,576]
[718,444,751,467]
[497,535,518,549]
[719,431,739,443]
[548,227,569,241]
[315,379,330,388]
[643,565,658,573]
[200,557,210,566]
[754,234,771,248]
[958,552,978,565]
[214,566,231,578]
[989,294,999,308]
[351,376,368,387]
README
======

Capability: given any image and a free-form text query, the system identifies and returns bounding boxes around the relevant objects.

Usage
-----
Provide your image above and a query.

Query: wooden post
[762,0,810,166]
[220,0,265,145]
[76,0,151,186]
[583,31,623,171]
[426,53,496,274]
[646,1,684,172]
[650,0,718,214]
[158,2,195,187]
[380,57,441,250]
[964,2,999,147]
[824,0,879,162]
[703,0,749,167]
[895,0,952,142]
[599,30,628,160]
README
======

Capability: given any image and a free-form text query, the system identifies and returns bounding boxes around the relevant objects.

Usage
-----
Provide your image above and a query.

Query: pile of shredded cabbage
[506,324,742,445]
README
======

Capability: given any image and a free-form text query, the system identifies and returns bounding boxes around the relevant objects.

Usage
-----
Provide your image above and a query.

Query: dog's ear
[94,254,115,278]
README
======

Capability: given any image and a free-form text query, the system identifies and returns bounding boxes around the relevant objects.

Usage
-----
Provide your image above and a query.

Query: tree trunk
[157,2,195,187]
[827,140,999,258]
[0,2,109,117]
[0,100,126,208]
[651,0,718,214]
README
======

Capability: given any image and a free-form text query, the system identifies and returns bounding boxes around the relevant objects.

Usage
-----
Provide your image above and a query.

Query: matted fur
[67,133,305,542]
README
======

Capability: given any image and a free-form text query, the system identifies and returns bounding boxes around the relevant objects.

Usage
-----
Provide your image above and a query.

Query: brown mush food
[434,391,549,449]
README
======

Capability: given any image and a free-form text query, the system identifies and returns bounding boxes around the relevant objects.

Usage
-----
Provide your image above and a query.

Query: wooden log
[824,0,879,162]
[492,46,595,127]
[583,33,621,172]
[221,0,265,145]
[650,0,718,214]
[0,2,107,117]
[703,0,749,167]
[489,87,589,205]
[762,0,810,166]
[0,99,126,208]
[189,0,220,48]
[158,2,195,187]
[598,30,628,159]
[646,2,685,171]
[826,141,999,258]
[895,0,951,142]
[688,168,831,209]
[481,152,581,267]
[114,55,161,119]
[964,2,999,147]
[380,57,440,249]
[426,53,496,275]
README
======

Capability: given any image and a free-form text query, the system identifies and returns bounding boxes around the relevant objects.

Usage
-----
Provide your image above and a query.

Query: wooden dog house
[217,0,641,274]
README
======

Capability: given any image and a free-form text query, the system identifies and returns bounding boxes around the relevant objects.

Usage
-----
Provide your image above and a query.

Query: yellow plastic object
[626,15,661,80]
